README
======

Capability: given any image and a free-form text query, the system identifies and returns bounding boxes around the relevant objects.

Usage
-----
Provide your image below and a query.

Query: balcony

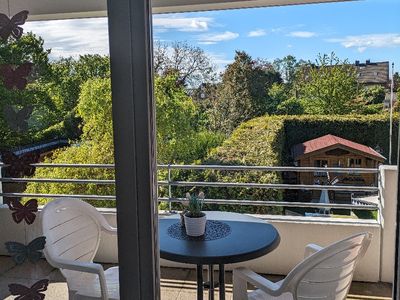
[0,164,396,298]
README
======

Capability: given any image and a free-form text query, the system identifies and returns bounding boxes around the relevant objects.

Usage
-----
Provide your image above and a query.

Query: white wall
[379,165,398,283]
[0,207,382,282]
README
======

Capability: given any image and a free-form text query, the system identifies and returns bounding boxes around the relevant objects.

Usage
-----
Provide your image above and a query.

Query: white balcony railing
[0,163,379,214]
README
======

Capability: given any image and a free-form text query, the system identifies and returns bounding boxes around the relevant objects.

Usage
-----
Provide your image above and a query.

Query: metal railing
[0,163,380,213]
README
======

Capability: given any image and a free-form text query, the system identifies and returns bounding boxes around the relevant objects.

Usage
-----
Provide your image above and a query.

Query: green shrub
[282,114,394,163]
[171,116,286,215]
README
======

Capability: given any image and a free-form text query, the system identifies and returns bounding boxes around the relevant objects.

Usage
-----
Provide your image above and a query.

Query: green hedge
[172,114,394,216]
[171,116,285,215]
[282,114,395,164]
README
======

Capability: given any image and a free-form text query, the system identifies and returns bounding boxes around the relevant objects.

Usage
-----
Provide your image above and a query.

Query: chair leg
[233,269,248,300]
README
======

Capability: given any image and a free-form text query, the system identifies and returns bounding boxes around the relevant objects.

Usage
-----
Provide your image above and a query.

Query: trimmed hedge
[282,114,396,164]
[173,113,394,216]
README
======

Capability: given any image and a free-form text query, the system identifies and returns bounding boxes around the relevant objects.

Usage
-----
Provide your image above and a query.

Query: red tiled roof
[291,134,385,161]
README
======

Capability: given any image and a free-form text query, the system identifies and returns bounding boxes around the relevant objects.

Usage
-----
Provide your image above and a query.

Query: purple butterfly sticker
[0,63,33,90]
[9,279,49,300]
[7,199,38,225]
[0,10,29,41]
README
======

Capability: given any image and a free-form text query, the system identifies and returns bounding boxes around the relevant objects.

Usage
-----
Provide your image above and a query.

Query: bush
[172,116,286,215]
[276,97,304,115]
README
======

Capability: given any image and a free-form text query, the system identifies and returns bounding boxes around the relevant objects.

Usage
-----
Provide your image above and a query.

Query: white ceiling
[0,0,353,21]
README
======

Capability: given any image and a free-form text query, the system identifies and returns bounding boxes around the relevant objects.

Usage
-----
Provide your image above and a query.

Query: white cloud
[207,52,233,73]
[248,29,267,38]
[326,33,400,53]
[153,16,212,32]
[24,18,109,58]
[198,31,239,45]
[288,31,316,38]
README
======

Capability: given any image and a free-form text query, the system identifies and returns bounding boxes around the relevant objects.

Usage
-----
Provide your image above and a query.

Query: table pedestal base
[196,264,225,300]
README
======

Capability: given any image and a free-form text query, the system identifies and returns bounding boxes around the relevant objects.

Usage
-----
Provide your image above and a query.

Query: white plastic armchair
[233,232,372,300]
[41,198,119,300]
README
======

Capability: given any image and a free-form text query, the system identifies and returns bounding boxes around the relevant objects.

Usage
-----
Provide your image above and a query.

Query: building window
[314,160,328,167]
[348,158,362,168]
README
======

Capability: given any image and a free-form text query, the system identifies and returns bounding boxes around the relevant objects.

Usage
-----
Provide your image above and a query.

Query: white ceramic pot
[184,213,207,236]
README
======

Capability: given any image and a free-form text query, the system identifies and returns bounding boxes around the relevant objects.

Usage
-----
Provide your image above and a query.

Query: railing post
[168,164,172,212]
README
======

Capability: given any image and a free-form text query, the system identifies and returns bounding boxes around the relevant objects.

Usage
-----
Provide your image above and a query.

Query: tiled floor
[0,256,392,299]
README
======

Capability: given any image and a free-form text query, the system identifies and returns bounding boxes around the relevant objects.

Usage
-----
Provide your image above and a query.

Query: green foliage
[281,114,394,163]
[209,51,282,133]
[25,78,115,206]
[273,55,306,88]
[26,75,224,206]
[276,97,305,115]
[359,86,386,105]
[265,83,288,114]
[0,33,58,149]
[173,116,285,215]
[156,74,203,163]
[42,55,110,139]
[296,53,358,114]
[0,33,50,69]
[185,192,205,217]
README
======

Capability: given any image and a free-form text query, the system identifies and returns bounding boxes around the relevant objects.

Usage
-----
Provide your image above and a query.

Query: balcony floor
[0,256,392,299]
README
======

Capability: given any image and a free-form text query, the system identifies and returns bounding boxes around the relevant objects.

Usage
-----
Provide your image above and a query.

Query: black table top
[159,218,280,265]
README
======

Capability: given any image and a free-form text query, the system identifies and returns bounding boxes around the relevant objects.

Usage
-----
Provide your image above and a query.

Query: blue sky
[25,0,400,73]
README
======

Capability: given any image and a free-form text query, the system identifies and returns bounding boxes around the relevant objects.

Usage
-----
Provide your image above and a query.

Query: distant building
[354,60,389,87]
[291,134,385,201]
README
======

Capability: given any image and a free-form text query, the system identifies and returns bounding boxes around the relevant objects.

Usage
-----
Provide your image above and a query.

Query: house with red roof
[291,134,385,201]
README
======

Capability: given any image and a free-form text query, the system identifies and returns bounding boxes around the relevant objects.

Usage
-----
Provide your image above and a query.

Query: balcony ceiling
[0,0,354,21]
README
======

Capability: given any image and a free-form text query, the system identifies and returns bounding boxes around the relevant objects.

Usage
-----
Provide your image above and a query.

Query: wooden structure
[291,134,385,201]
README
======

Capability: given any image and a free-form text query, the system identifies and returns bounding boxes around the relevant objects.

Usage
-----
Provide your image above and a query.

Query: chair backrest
[281,232,372,300]
[41,198,103,272]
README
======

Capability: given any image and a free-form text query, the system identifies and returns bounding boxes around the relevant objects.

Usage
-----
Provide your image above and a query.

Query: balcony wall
[0,165,396,283]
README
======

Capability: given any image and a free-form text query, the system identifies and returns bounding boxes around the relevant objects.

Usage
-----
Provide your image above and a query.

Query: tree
[276,97,305,115]
[0,33,57,149]
[295,53,358,114]
[273,55,306,86]
[154,41,216,87]
[26,75,224,206]
[40,55,110,139]
[266,83,288,114]
[359,86,386,105]
[209,51,282,133]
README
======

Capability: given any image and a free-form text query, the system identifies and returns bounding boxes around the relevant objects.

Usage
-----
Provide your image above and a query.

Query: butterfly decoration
[3,104,33,132]
[0,10,29,41]
[1,150,38,177]
[5,236,46,265]
[7,199,38,225]
[9,279,49,300]
[0,63,33,90]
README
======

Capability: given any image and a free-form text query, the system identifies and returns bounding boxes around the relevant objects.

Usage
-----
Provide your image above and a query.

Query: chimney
[355,60,360,66]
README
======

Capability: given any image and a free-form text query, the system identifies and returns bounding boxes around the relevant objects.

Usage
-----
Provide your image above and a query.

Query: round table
[159,212,280,300]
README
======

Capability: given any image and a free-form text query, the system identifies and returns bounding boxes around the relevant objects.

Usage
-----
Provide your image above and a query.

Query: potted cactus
[184,192,206,236]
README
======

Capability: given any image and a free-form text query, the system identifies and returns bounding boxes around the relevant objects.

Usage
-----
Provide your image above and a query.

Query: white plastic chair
[233,232,372,300]
[41,198,119,300]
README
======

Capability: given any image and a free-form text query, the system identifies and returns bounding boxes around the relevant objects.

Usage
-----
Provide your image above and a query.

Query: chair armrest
[101,223,118,235]
[304,243,323,258]
[233,267,281,296]
[52,259,109,300]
